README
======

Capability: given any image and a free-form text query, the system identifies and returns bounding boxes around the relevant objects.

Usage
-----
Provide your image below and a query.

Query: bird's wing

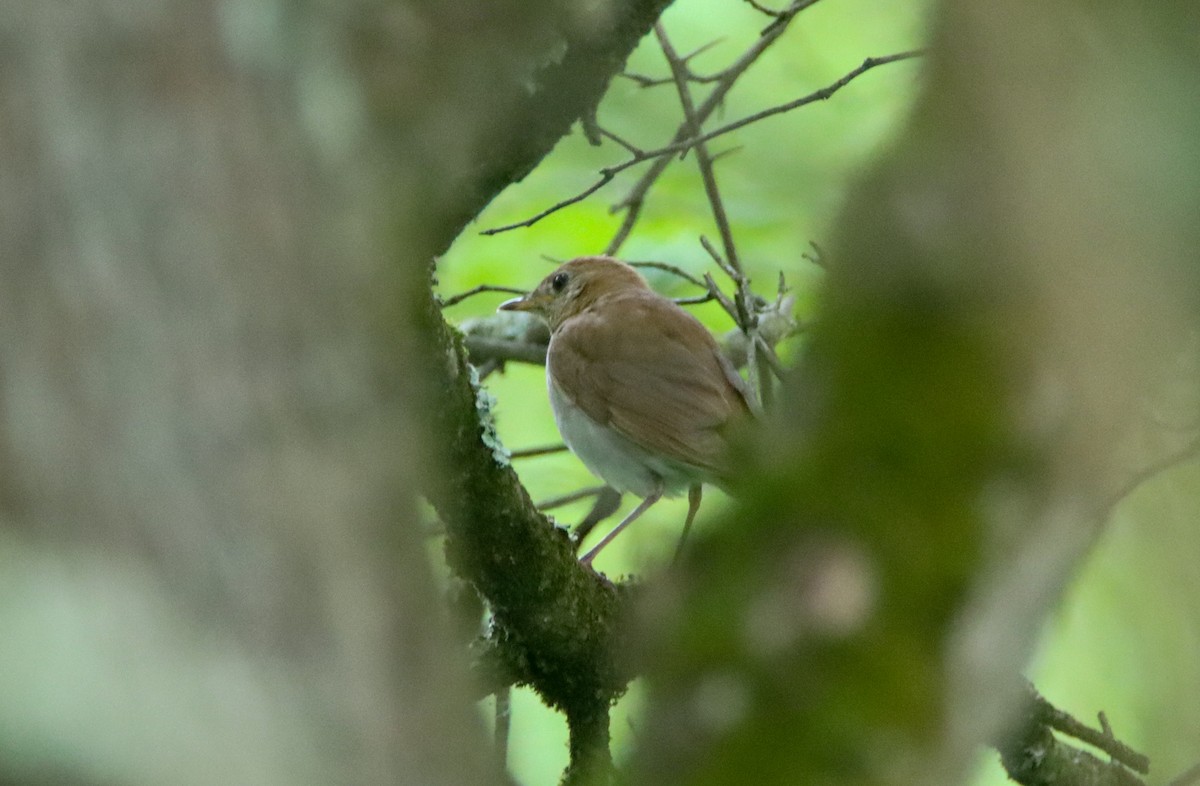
[548,291,750,474]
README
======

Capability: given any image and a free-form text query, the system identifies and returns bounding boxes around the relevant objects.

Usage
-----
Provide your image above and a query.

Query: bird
[499,256,752,565]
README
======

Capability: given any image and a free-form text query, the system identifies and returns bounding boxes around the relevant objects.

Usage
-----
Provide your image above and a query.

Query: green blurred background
[434,2,1200,783]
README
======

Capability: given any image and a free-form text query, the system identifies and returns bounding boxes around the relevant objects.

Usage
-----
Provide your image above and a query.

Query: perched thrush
[500,256,752,564]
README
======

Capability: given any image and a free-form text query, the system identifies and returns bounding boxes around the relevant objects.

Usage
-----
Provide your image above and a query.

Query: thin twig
[619,39,728,89]
[745,326,762,406]
[699,235,735,279]
[441,284,528,308]
[628,260,707,288]
[657,24,744,281]
[682,38,726,64]
[743,0,786,17]
[482,170,616,234]
[699,234,752,328]
[674,292,717,306]
[538,485,608,512]
[571,486,625,551]
[619,70,674,88]
[581,107,603,146]
[599,126,643,155]
[604,198,642,255]
[511,443,569,459]
[754,333,787,380]
[1028,685,1150,774]
[702,272,740,324]
[802,239,826,268]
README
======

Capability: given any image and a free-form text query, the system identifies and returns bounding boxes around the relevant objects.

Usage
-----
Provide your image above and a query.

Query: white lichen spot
[469,365,511,466]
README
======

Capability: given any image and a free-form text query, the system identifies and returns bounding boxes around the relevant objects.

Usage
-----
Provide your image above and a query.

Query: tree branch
[997,684,1149,786]
[417,290,636,782]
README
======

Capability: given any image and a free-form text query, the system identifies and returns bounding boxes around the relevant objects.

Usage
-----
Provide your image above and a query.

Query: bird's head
[499,256,648,331]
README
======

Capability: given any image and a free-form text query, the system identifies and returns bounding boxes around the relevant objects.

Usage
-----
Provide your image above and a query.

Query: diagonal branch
[417,290,636,782]
[997,684,1150,786]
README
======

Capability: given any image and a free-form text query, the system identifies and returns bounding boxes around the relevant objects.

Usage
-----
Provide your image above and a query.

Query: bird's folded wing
[549,293,749,473]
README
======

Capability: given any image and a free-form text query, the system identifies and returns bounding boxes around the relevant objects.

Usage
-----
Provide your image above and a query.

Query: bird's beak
[499,292,544,313]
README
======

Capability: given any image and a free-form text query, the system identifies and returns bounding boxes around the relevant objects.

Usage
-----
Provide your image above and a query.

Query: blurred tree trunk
[0,1,668,783]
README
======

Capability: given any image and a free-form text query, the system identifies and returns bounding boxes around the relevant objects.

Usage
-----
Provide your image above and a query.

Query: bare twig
[482,170,617,234]
[802,239,826,268]
[620,70,674,88]
[620,39,728,88]
[442,284,528,308]
[1029,685,1150,774]
[998,683,1152,786]
[629,260,707,288]
[682,38,726,65]
[581,107,603,146]
[742,0,786,17]
[674,292,717,306]
[702,272,740,324]
[511,443,569,459]
[598,126,644,155]
[538,485,609,512]
[699,236,737,280]
[754,333,787,380]
[656,24,743,281]
[604,198,642,255]
[572,486,625,551]
[699,234,753,332]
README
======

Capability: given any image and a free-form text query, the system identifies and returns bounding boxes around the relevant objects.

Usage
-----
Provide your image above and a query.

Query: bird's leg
[571,486,624,552]
[672,484,703,564]
[580,484,663,565]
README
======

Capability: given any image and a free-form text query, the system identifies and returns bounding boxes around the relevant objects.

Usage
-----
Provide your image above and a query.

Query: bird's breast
[547,374,704,498]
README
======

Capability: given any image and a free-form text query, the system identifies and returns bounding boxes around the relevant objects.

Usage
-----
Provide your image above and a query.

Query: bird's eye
[550,272,569,292]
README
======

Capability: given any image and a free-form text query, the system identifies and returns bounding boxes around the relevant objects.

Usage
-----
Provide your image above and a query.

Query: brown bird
[500,256,752,565]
